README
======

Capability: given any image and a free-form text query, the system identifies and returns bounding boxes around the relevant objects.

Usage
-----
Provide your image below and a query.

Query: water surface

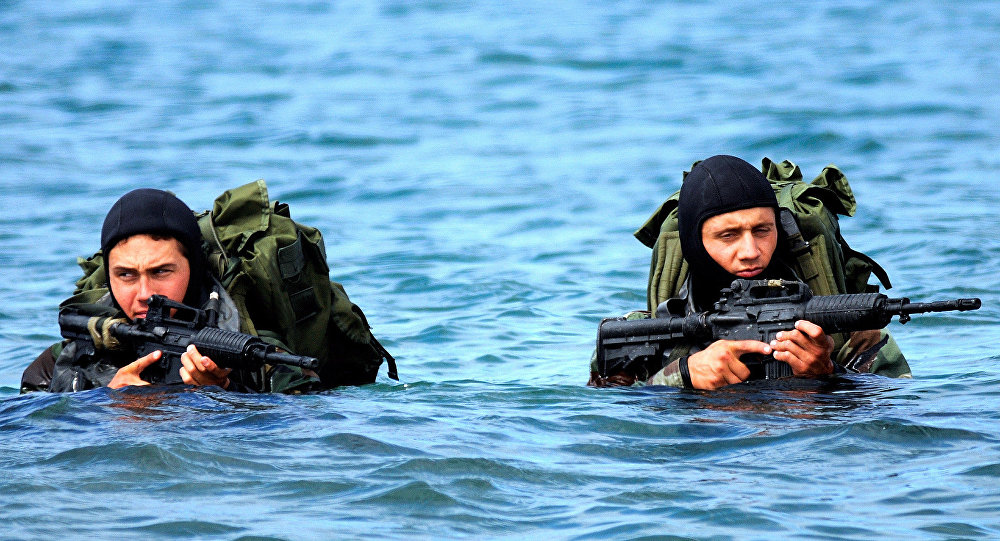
[2,1,999,539]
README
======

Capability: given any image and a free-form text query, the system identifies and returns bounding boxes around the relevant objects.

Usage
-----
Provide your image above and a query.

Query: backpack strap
[778,206,837,297]
[370,335,398,380]
[198,210,230,279]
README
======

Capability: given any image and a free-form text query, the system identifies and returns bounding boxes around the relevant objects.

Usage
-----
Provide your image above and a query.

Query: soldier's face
[701,207,778,278]
[107,234,191,321]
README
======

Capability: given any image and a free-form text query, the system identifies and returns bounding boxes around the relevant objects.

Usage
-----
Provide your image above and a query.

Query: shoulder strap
[777,206,837,296]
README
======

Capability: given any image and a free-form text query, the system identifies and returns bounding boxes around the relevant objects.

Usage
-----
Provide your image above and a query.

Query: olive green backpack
[634,157,893,310]
[63,180,396,388]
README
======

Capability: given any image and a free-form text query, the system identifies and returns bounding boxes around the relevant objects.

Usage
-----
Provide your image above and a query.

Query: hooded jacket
[677,154,786,307]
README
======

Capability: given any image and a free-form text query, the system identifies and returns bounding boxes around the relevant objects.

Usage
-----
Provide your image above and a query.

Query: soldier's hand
[108,350,160,389]
[179,344,232,389]
[770,320,835,376]
[687,340,772,390]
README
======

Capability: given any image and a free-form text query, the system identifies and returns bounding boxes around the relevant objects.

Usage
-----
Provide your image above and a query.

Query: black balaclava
[678,155,781,307]
[101,188,208,310]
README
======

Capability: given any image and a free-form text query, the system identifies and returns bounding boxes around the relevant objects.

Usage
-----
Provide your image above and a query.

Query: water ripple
[3,1,1000,539]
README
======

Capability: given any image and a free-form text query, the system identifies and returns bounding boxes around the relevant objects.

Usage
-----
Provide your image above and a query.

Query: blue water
[2,1,999,539]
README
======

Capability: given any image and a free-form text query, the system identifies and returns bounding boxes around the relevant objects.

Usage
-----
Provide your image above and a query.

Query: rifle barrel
[258,350,320,370]
[901,298,981,314]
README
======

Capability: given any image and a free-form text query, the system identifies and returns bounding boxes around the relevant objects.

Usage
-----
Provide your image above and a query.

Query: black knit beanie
[677,155,780,305]
[101,189,207,308]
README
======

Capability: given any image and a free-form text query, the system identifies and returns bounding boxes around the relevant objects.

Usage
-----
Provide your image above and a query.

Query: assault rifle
[59,293,319,385]
[596,279,981,381]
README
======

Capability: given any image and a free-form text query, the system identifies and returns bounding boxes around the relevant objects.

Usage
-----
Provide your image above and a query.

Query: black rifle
[597,279,981,381]
[59,294,319,384]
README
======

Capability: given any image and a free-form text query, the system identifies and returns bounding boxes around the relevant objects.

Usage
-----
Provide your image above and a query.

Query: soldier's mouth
[735,267,763,278]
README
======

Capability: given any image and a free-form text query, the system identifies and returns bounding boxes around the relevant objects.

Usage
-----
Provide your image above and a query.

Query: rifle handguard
[193,327,320,370]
